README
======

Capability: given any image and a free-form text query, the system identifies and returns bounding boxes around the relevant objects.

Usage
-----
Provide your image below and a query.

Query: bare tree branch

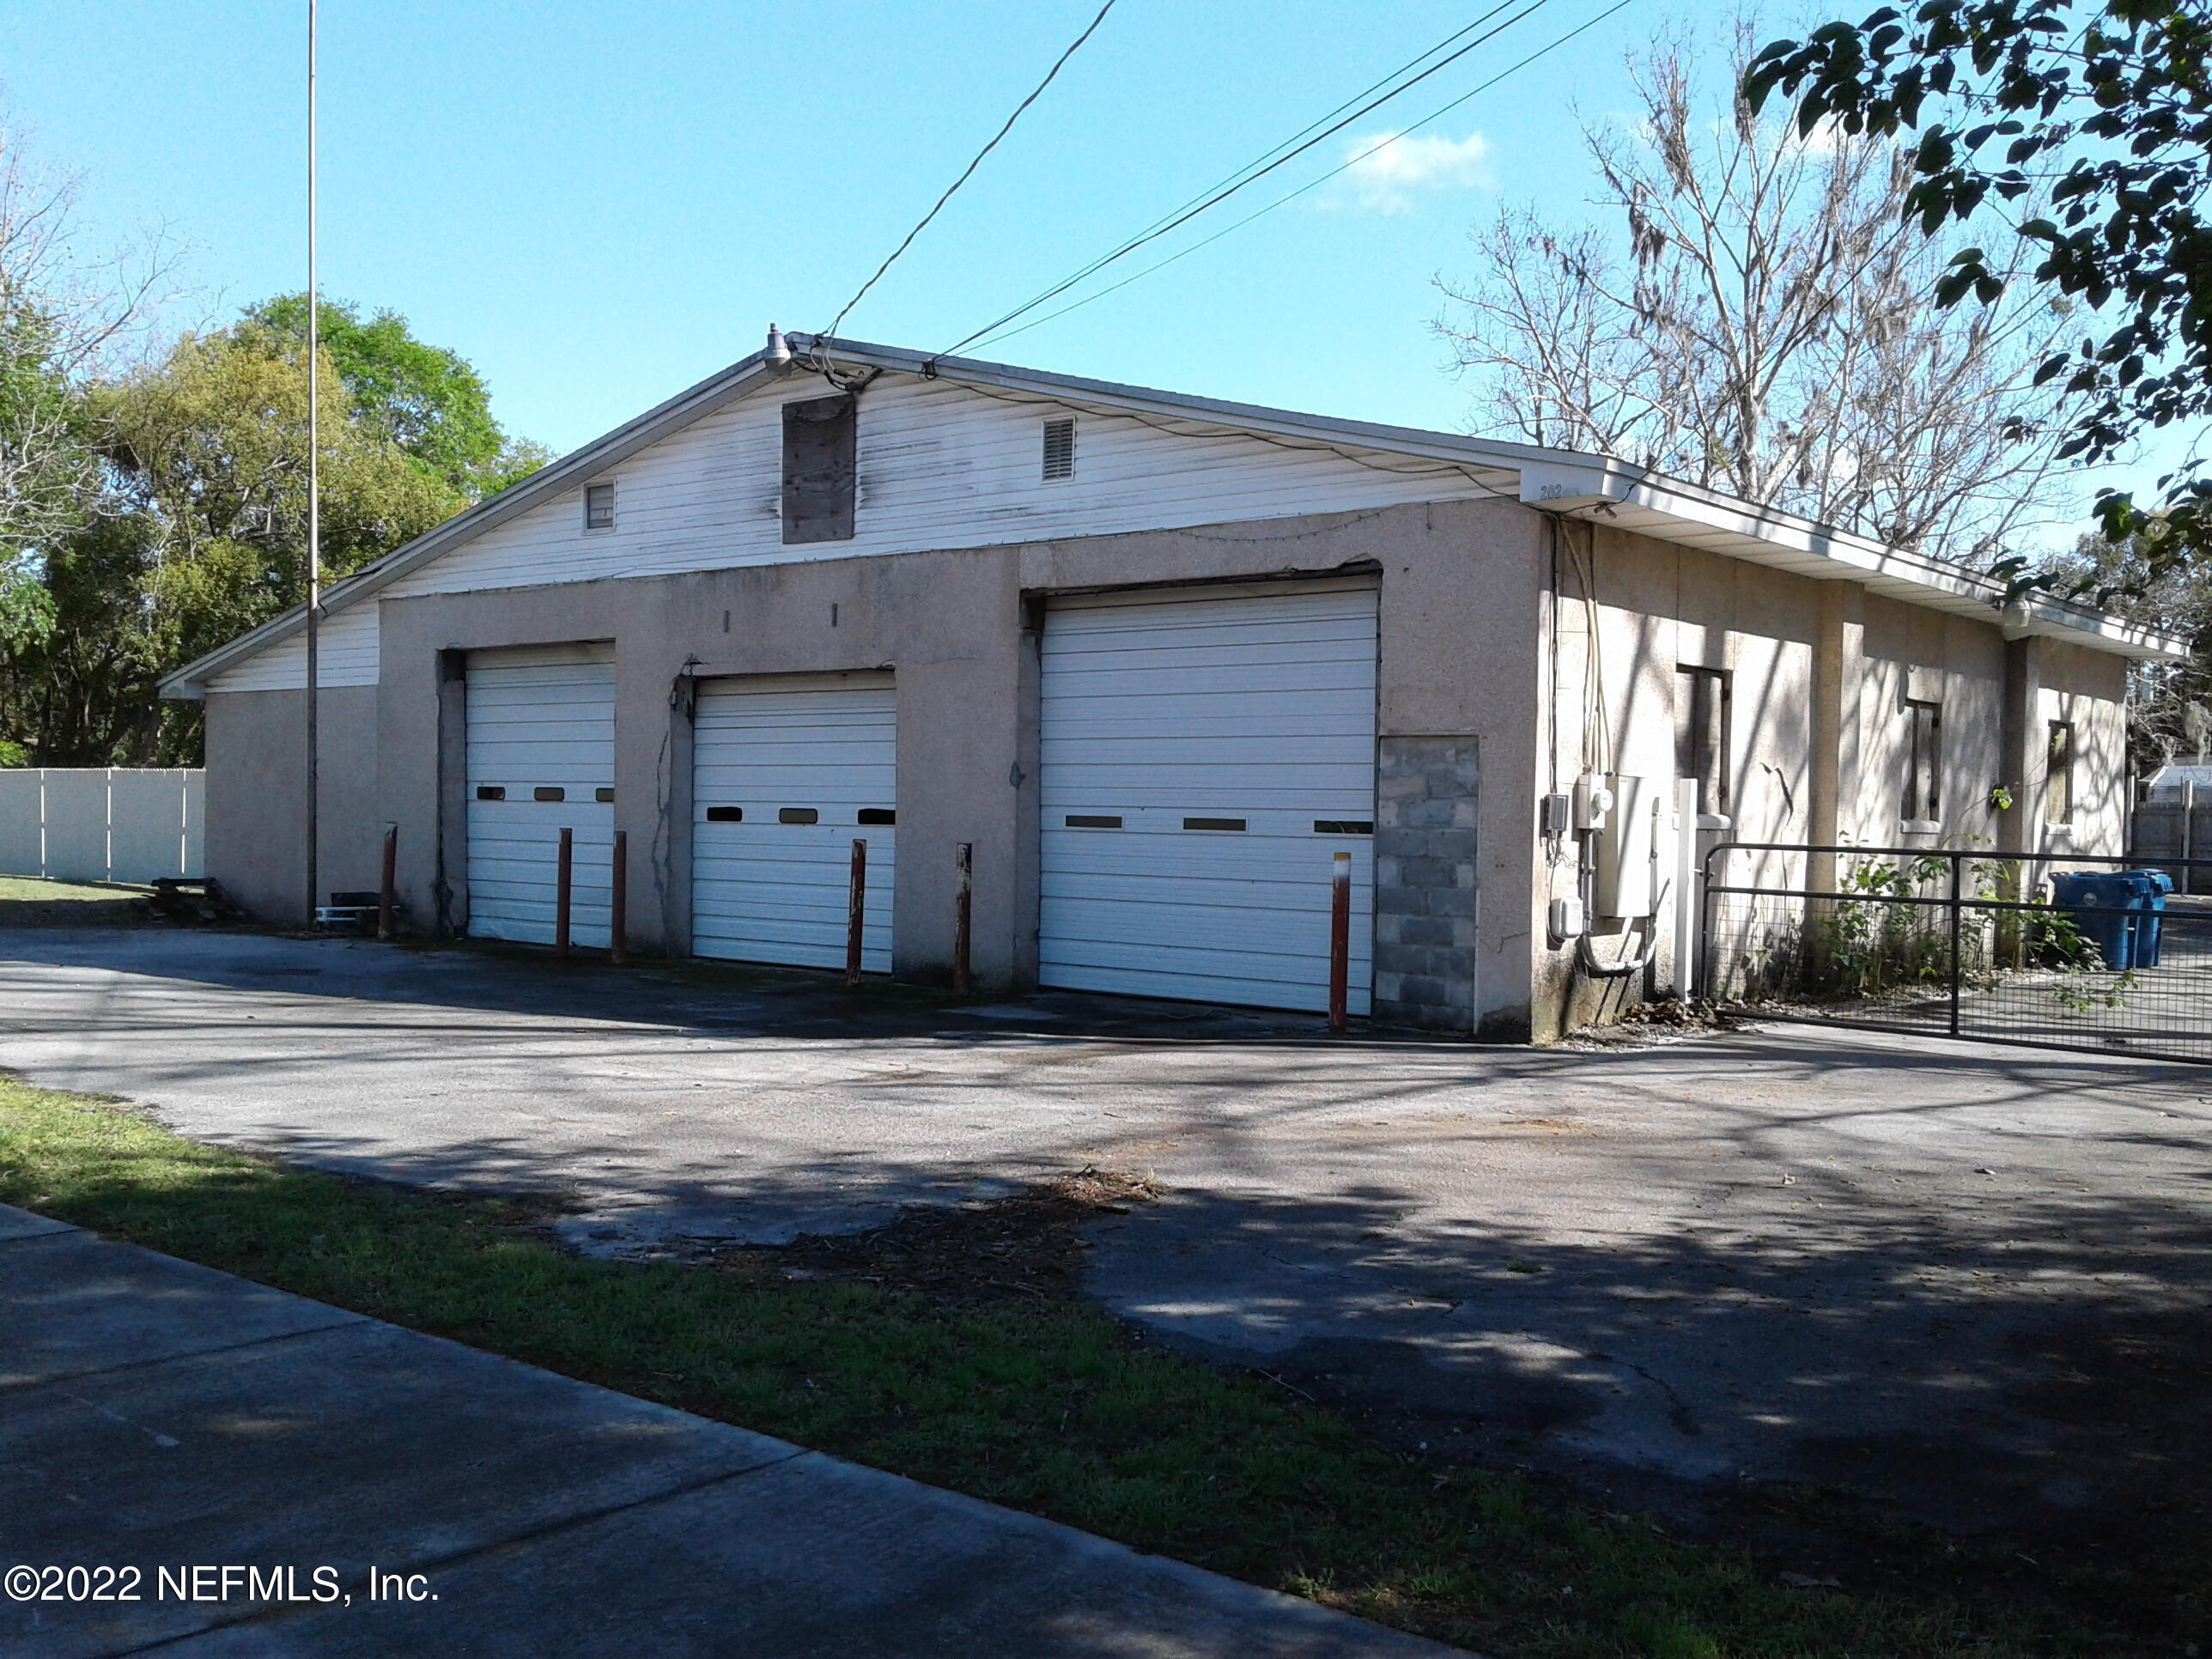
[1435,15,2075,567]
[0,105,186,564]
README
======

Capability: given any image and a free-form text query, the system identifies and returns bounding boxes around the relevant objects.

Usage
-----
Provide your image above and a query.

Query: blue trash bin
[2050,871,2170,969]
[2131,869,2174,968]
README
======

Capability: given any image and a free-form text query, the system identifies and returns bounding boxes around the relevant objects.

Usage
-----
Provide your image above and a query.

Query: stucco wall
[1520,526,2095,1036]
[202,685,381,921]
[194,489,2136,1037]
[361,497,1543,1018]
[1849,595,2010,849]
[2037,640,2130,857]
[1534,526,1826,1036]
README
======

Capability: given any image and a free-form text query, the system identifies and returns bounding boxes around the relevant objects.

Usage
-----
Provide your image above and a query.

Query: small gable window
[584,483,616,531]
[1042,416,1075,481]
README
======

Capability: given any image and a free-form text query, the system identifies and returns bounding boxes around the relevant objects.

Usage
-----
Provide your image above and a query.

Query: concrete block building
[162,334,2174,1040]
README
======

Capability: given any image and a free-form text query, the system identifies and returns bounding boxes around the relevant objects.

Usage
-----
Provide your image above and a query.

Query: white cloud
[1335,130,1494,214]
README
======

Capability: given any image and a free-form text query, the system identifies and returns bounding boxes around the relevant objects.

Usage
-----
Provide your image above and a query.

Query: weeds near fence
[1714,842,2129,1014]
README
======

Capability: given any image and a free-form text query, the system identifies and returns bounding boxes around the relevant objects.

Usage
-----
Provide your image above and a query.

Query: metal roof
[161,333,2184,697]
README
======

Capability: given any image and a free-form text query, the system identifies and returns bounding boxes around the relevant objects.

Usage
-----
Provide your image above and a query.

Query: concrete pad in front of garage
[0,1205,1454,1659]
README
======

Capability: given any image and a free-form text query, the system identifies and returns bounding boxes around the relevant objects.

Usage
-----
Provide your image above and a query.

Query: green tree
[3,301,528,765]
[1743,2,2212,598]
[240,294,548,501]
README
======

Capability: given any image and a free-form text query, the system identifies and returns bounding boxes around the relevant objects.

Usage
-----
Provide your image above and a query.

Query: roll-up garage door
[1039,579,1376,1013]
[691,673,896,972]
[465,643,616,947]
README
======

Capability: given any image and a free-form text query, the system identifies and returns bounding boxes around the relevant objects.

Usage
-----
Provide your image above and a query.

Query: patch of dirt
[1557,996,1760,1049]
[708,1167,1161,1306]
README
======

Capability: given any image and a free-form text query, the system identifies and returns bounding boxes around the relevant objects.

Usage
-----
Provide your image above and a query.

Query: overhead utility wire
[817,0,1117,348]
[1031,2,1523,283]
[933,0,1556,360]
[971,0,1640,353]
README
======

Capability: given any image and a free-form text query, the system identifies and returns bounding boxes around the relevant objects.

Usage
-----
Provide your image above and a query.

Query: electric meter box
[1594,774,1661,918]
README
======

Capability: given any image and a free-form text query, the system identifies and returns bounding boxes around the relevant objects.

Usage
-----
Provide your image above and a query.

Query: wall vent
[1042,416,1075,481]
[782,394,858,544]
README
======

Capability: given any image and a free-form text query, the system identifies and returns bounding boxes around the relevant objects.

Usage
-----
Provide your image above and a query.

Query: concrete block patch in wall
[1371,737,1479,1031]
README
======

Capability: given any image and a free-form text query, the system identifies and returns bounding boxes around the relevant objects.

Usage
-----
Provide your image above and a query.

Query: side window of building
[2046,720,2075,826]
[781,393,857,544]
[1674,666,1730,817]
[1903,698,1943,823]
[584,482,615,531]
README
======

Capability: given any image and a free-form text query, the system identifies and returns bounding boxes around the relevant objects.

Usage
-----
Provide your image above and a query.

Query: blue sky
[0,0,2181,526]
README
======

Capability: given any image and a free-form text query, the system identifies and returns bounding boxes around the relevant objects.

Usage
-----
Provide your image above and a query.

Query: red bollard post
[953,841,973,995]
[610,828,628,966]
[845,837,868,987]
[555,826,574,960]
[377,824,398,941]
[1328,850,1352,1036]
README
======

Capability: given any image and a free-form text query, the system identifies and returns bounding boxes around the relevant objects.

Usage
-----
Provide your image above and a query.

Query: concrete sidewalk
[0,1203,1455,1658]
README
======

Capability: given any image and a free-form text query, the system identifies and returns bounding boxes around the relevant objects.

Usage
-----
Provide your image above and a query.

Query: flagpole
[304,0,320,926]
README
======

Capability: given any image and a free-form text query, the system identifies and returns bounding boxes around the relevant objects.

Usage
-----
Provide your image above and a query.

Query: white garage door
[1040,579,1376,1013]
[691,673,896,972]
[466,643,615,948]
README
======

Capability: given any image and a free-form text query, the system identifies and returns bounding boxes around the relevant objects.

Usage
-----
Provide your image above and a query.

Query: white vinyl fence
[0,769,204,884]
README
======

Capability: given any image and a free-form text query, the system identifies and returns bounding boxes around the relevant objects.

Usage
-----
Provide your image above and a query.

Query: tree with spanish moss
[1437,15,2075,568]
[1745,0,2212,599]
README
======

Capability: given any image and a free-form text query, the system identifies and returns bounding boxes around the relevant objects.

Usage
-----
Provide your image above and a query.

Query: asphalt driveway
[3,927,2207,1564]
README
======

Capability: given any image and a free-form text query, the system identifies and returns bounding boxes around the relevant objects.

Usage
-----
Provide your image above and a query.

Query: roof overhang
[1514,459,2183,661]
[161,345,792,698]
[160,333,2183,698]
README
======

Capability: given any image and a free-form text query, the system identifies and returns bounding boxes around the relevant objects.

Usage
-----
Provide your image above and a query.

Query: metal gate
[1700,841,2212,1063]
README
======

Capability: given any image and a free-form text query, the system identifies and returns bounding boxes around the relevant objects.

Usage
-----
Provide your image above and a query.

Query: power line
[1054,3,1524,278]
[969,0,1640,355]
[817,0,1118,347]
[933,0,1557,360]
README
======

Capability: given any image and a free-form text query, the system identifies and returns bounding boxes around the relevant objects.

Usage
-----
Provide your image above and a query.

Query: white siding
[206,605,380,693]
[1039,580,1377,1014]
[210,372,1496,690]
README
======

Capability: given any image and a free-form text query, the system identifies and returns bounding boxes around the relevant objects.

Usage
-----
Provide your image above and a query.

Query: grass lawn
[0,876,152,927]
[0,1075,2071,1659]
